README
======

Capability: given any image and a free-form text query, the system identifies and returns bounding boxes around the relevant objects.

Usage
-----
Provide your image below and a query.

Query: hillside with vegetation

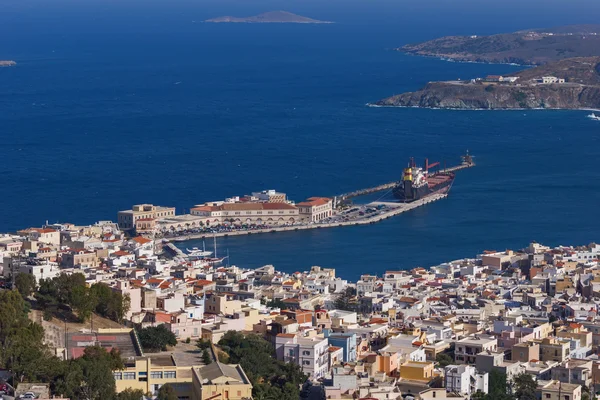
[375,57,600,109]
[400,25,600,65]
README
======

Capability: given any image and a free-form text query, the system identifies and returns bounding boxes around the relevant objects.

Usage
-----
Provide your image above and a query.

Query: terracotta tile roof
[296,197,331,207]
[132,236,152,245]
[31,228,57,234]
[195,279,215,287]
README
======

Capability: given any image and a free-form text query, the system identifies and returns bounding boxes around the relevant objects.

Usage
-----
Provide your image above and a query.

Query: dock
[156,154,475,247]
[165,193,448,243]
[336,159,475,201]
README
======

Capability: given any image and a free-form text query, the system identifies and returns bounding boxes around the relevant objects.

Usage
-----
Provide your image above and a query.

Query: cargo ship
[392,158,455,202]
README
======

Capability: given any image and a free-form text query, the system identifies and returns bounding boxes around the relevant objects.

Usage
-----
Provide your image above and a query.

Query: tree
[0,290,55,383]
[54,346,124,400]
[90,283,130,322]
[333,287,356,311]
[14,274,36,298]
[137,325,177,352]
[485,370,514,400]
[157,384,178,400]
[117,388,146,400]
[513,373,536,400]
[202,349,212,364]
[435,353,453,368]
[218,331,307,400]
[70,284,95,322]
[197,339,211,350]
[266,299,286,309]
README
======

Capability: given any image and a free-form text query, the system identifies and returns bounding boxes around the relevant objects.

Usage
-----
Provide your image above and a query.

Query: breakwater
[336,160,474,200]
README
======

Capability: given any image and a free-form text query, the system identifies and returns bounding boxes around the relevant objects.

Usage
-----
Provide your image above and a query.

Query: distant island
[399,24,600,66]
[205,11,333,24]
[374,56,600,110]
[0,60,16,67]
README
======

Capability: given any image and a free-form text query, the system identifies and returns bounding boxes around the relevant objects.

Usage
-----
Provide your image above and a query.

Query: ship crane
[425,158,440,172]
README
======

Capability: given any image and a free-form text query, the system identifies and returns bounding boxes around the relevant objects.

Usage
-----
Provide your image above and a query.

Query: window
[303,350,310,356]
[151,371,163,379]
[546,394,551,399]
[237,391,242,396]
[164,371,176,379]
[113,373,122,380]
[433,392,436,398]
[564,396,569,400]
[123,372,136,380]
[303,360,310,365]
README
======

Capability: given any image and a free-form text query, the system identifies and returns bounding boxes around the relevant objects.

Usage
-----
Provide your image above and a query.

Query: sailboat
[186,240,212,258]
[202,234,228,265]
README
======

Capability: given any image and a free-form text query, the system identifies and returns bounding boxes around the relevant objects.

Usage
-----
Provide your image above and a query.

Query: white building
[541,76,565,84]
[281,335,330,379]
[2,257,61,282]
[455,336,498,364]
[445,365,489,396]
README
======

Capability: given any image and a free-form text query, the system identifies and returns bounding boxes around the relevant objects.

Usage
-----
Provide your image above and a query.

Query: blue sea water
[1,0,600,280]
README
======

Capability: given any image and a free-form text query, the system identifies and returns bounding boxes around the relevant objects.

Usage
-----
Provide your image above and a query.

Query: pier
[336,159,475,201]
[165,193,448,243]
[155,154,476,247]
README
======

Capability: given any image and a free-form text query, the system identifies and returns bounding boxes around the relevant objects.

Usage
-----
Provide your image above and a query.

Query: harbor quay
[128,155,476,245]
[165,193,447,243]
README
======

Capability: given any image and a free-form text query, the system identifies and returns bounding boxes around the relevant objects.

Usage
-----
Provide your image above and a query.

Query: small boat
[186,247,212,257]
[587,113,600,121]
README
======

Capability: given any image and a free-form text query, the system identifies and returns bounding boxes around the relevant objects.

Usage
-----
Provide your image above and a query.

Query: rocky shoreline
[376,57,600,110]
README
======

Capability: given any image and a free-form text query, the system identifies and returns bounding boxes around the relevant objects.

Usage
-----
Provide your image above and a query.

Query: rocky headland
[0,61,16,67]
[399,24,600,66]
[205,11,332,24]
[375,57,600,110]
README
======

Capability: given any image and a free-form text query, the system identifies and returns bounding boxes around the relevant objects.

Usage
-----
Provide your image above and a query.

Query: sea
[1,0,600,280]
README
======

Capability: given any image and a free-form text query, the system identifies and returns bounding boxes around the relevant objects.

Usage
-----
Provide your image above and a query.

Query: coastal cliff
[0,61,16,67]
[375,57,600,110]
[376,82,600,109]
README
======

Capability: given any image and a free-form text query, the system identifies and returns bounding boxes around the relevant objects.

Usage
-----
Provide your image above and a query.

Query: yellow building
[399,361,436,382]
[539,337,570,363]
[117,204,176,230]
[192,362,253,400]
[114,355,194,397]
[205,293,243,315]
[537,380,581,400]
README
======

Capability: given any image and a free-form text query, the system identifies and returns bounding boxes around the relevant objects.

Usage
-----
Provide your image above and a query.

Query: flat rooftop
[67,330,140,359]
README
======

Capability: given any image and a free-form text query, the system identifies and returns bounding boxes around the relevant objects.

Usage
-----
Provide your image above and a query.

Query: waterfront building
[296,197,333,222]
[118,204,176,230]
[190,202,299,225]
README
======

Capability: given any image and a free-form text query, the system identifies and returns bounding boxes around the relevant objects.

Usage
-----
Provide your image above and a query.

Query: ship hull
[392,173,455,201]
